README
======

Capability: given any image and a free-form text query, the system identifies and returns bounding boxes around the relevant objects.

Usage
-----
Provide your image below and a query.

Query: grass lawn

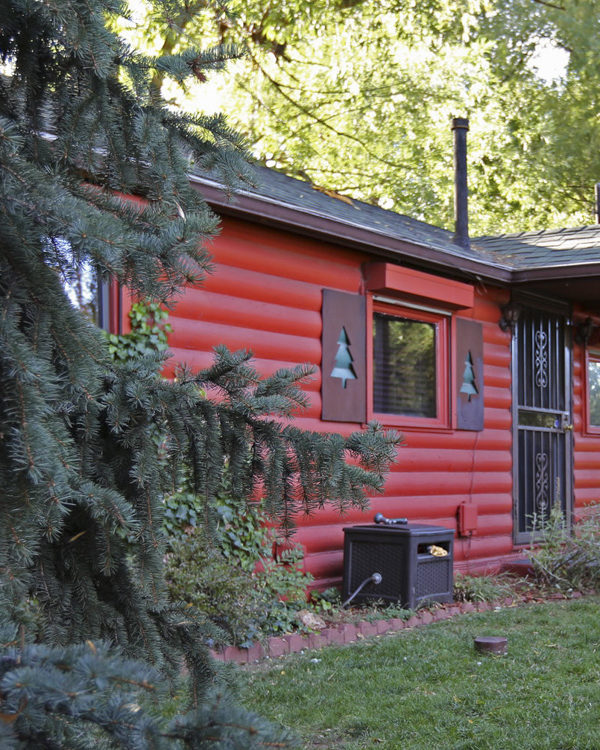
[239,596,600,749]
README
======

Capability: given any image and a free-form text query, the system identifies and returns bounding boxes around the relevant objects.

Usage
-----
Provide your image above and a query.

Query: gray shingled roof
[246,166,488,260]
[475,226,600,270]
[191,163,600,276]
[193,165,510,269]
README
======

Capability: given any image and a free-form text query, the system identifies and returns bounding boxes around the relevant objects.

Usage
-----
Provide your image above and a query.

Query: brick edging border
[210,591,590,665]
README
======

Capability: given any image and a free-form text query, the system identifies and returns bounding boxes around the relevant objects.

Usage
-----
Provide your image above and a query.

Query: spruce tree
[0,0,398,744]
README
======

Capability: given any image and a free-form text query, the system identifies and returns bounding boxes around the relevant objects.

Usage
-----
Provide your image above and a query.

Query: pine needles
[0,0,398,743]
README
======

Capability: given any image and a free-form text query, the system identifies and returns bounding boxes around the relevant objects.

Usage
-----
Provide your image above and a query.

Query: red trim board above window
[365,262,474,310]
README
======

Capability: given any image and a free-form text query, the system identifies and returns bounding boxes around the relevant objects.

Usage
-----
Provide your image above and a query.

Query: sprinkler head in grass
[474,636,508,655]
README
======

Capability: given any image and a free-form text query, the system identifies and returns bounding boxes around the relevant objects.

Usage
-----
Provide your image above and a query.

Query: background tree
[131,0,600,235]
[0,0,398,744]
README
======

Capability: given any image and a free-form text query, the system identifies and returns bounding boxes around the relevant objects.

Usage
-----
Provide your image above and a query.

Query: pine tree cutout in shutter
[321,289,366,422]
[331,327,357,388]
[460,351,478,401]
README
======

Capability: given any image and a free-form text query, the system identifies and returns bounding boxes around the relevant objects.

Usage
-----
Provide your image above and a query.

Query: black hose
[342,572,382,608]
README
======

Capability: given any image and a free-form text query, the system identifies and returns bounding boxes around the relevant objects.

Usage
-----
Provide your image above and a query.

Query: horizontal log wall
[166,217,521,585]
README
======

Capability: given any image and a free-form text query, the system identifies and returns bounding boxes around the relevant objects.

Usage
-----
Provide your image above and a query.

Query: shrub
[164,494,313,646]
[453,572,515,602]
[166,528,267,647]
[527,503,600,591]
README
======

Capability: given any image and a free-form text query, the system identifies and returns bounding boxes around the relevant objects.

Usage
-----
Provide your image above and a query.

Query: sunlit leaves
[135,0,600,234]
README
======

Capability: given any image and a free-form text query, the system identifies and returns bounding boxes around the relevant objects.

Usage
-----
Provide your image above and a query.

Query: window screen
[373,311,437,417]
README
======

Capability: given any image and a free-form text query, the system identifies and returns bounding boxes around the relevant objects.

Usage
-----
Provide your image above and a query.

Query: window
[58,253,112,330]
[370,301,449,428]
[63,258,101,325]
[586,349,600,432]
[373,312,436,416]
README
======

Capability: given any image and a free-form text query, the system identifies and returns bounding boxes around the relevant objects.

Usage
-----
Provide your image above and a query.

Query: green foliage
[528,503,600,591]
[215,497,312,615]
[134,0,600,234]
[166,528,267,647]
[0,0,398,744]
[163,490,204,536]
[0,639,295,748]
[165,494,313,646]
[107,301,173,361]
[308,587,341,616]
[358,601,415,622]
[215,498,274,571]
[453,572,514,603]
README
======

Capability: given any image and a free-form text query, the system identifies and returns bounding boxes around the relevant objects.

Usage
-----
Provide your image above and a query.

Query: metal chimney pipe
[452,117,470,250]
[595,182,600,224]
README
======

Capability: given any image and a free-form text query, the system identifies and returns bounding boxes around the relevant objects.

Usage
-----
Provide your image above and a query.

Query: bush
[453,572,515,602]
[527,503,600,591]
[164,494,313,646]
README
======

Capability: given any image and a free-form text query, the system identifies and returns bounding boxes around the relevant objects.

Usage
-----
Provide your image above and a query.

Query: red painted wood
[574,326,598,515]
[365,262,474,309]
[169,319,321,364]
[574,454,600,470]
[293,524,347,554]
[455,534,517,558]
[303,550,344,580]
[202,264,324,309]
[392,448,511,473]
[109,199,600,587]
[211,219,365,285]
[150,215,550,587]
[173,290,322,338]
[108,279,121,334]
[404,430,511,451]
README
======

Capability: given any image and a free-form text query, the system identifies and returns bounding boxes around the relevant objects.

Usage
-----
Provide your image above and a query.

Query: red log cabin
[115,163,600,589]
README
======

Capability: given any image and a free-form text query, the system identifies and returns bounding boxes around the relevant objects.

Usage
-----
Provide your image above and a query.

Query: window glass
[588,356,600,427]
[373,311,436,417]
[47,237,105,327]
[63,258,99,325]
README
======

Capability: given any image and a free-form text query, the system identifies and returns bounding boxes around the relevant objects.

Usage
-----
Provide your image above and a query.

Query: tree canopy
[132,0,600,235]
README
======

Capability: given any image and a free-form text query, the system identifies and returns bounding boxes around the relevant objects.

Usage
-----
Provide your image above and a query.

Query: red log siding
[161,215,525,586]
[160,216,600,583]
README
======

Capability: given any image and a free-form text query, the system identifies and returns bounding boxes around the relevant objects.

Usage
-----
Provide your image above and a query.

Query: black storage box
[342,523,454,609]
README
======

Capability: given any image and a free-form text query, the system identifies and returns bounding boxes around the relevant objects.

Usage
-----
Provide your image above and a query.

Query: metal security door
[513,304,572,542]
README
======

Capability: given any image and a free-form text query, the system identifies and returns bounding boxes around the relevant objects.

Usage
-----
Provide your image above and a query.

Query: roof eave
[512,263,600,282]
[190,175,514,284]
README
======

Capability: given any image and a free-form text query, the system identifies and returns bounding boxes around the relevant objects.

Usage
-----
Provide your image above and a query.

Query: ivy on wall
[106,301,172,362]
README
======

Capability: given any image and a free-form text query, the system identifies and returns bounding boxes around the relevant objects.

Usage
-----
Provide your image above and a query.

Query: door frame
[510,293,574,545]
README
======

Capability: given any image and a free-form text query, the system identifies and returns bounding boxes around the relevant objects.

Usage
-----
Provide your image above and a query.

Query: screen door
[513,305,572,542]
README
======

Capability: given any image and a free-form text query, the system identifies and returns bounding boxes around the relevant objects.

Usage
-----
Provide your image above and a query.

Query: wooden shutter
[455,318,484,431]
[321,289,366,422]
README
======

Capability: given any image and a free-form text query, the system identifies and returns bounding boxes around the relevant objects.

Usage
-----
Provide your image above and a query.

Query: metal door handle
[559,413,573,432]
